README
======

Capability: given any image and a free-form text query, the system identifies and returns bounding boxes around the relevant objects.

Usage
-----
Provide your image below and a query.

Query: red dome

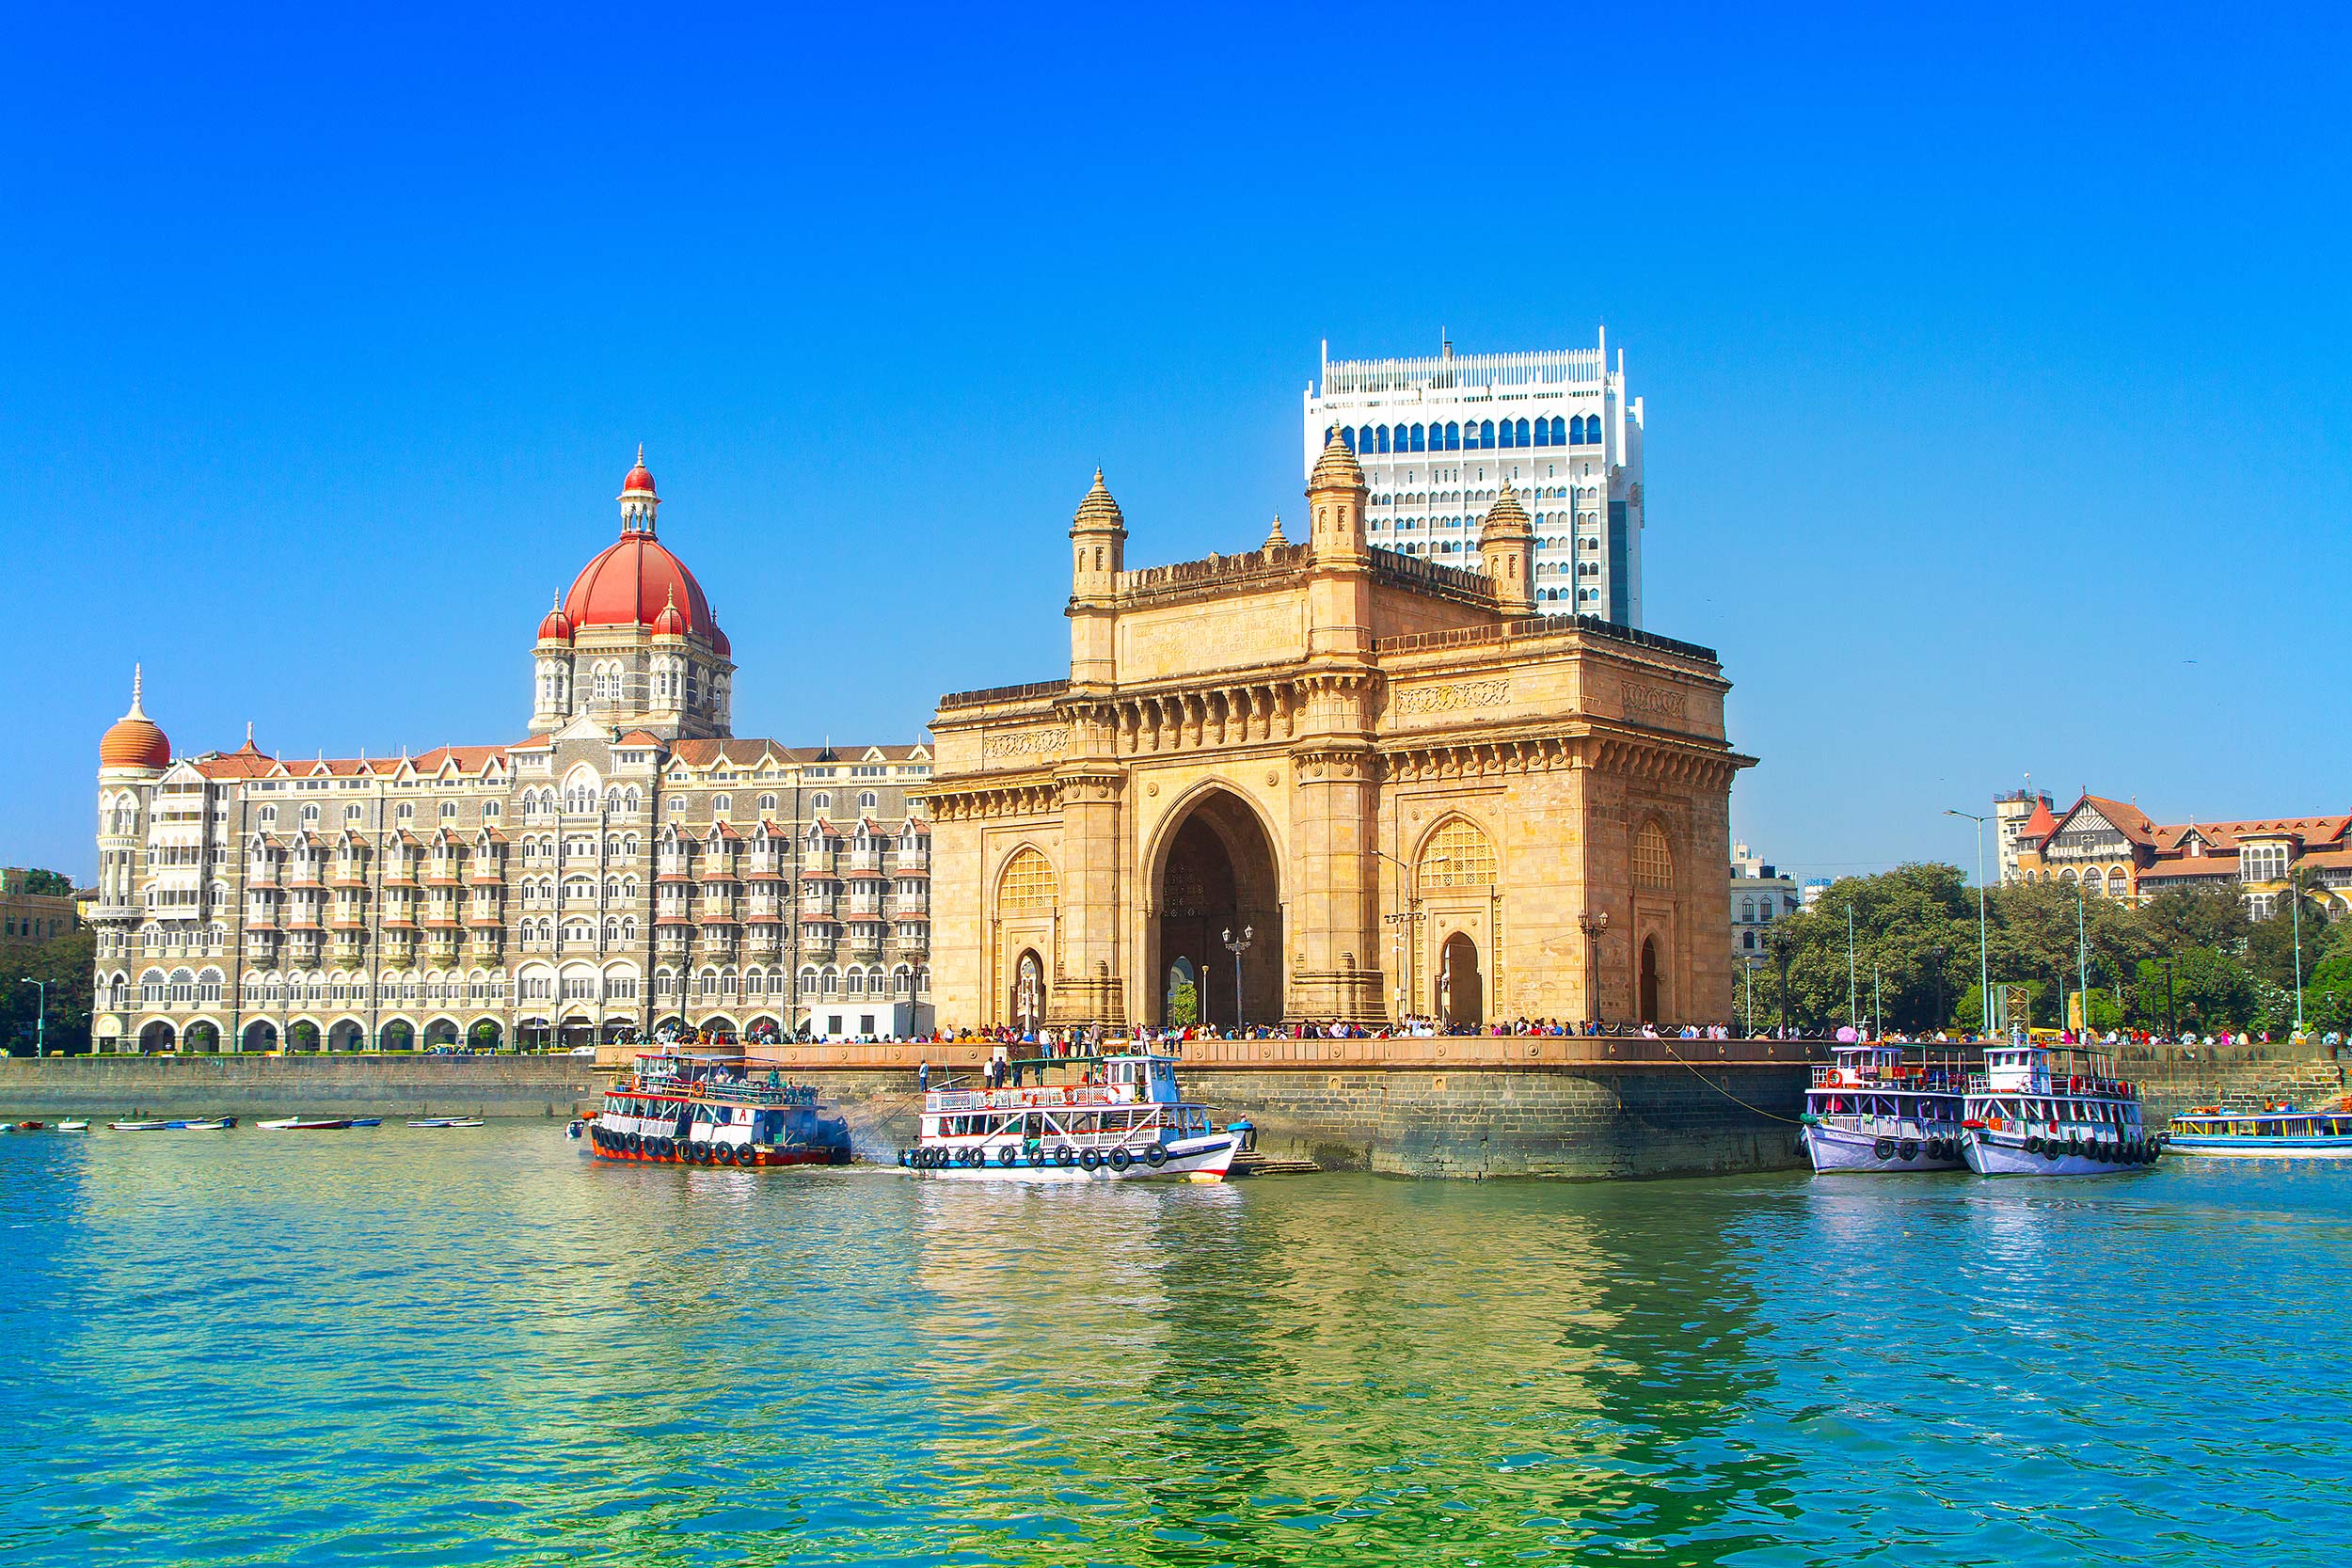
[564,532,719,642]
[652,589,689,638]
[708,623,731,658]
[100,668,169,770]
[537,603,575,642]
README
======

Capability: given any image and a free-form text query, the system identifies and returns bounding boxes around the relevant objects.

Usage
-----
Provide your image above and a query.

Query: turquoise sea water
[2,1124,2346,1566]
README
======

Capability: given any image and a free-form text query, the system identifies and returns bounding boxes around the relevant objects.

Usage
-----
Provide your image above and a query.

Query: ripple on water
[2,1131,2348,1563]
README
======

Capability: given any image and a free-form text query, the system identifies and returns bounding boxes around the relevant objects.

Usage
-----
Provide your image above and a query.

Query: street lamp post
[1944,810,1993,1038]
[17,977,46,1057]
[1578,910,1610,1026]
[1222,926,1253,1031]
[1845,904,1858,1035]
[1373,847,1441,1025]
[2290,868,2308,1032]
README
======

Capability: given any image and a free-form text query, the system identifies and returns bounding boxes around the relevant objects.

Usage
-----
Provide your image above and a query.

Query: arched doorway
[328,1020,366,1053]
[381,1020,415,1053]
[1010,948,1046,1034]
[1164,956,1200,1026]
[138,1021,175,1053]
[469,1019,504,1052]
[1152,790,1282,1027]
[289,1021,321,1053]
[241,1021,278,1053]
[1640,937,1661,1024]
[1438,932,1483,1030]
[423,1018,459,1050]
[559,1014,595,1051]
[184,1021,220,1053]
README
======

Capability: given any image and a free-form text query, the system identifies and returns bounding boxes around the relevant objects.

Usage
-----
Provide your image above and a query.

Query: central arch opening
[1153,791,1282,1027]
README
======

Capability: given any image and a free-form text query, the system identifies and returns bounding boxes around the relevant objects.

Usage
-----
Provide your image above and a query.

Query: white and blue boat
[2167,1101,2352,1159]
[1961,1045,2156,1177]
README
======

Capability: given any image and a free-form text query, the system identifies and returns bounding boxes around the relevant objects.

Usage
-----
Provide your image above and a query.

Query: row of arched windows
[1331,415,1603,456]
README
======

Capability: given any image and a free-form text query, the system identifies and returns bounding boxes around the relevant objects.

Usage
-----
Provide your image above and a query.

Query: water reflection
[3,1131,2349,1565]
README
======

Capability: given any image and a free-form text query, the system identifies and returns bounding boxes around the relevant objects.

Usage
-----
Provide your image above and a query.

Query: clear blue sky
[7,4,2347,882]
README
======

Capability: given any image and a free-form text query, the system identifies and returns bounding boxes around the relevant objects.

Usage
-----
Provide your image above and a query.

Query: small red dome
[652,589,689,638]
[621,446,656,496]
[537,601,575,642]
[708,623,731,658]
[100,668,169,770]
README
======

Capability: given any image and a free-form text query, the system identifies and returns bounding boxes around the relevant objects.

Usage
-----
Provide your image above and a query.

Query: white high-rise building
[1304,333,1645,625]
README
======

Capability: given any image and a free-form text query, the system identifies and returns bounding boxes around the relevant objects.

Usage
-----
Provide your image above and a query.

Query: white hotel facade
[1303,333,1645,625]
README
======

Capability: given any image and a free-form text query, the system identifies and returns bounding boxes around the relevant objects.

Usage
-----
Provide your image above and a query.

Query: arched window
[712,794,731,817]
[799,966,819,998]
[1340,427,1355,451]
[1420,817,1498,887]
[1375,425,1390,453]
[997,846,1058,913]
[758,794,777,814]
[1471,420,1489,449]
[1515,418,1530,446]
[1409,423,1425,451]
[1740,896,1756,922]
[1499,419,1515,449]
[1549,416,1566,445]
[1534,418,1550,448]
[859,791,878,810]
[1633,822,1674,890]
[811,792,831,812]
[1444,421,1460,451]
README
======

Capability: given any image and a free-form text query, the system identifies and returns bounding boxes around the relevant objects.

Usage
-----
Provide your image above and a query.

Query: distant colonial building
[0,868,77,943]
[1728,843,1800,960]
[2009,792,2352,917]
[1305,334,1645,624]
[922,429,1748,1032]
[1993,784,2056,884]
[90,452,934,1053]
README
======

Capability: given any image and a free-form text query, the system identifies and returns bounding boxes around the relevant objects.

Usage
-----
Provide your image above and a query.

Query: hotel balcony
[745,859,786,880]
[468,866,503,886]
[696,904,739,925]
[331,869,368,889]
[656,859,692,880]
[894,934,929,954]
[845,900,883,919]
[887,895,929,918]
[846,850,882,874]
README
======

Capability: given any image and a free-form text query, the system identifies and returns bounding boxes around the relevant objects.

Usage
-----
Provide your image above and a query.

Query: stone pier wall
[2118,1037,2346,1118]
[743,1035,1814,1179]
[0,1055,598,1120]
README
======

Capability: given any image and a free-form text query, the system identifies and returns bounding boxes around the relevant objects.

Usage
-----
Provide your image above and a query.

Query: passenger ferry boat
[587,1051,854,1168]
[1961,1044,2158,1176]
[900,1045,1238,1182]
[2166,1098,2352,1159]
[1800,1043,1969,1172]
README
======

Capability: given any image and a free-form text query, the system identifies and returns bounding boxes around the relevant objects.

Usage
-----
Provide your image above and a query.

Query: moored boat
[1800,1043,1970,1172]
[587,1051,853,1167]
[258,1117,357,1131]
[1961,1044,2156,1177]
[899,1044,1239,1182]
[2166,1099,2352,1159]
[108,1117,237,1132]
[408,1117,485,1129]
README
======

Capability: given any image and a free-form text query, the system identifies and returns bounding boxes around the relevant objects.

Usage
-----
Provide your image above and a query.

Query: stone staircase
[1232,1151,1321,1177]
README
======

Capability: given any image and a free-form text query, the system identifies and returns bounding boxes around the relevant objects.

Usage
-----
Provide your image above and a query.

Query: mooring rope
[1658,1043,1810,1126]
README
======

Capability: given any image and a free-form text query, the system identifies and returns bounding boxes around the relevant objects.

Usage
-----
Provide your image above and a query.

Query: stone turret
[1305,425,1369,562]
[1067,469,1126,688]
[1479,483,1537,618]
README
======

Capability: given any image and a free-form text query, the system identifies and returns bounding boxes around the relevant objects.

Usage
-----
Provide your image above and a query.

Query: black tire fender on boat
[1898,1140,1919,1163]
[2024,1134,2042,1154]
[2044,1142,2062,1162]
[999,1145,1021,1167]
[1055,1145,1075,1167]
[1078,1147,1102,1172]
[1145,1144,1168,1167]
[624,1132,641,1154]
[1871,1136,1896,1161]
[1108,1147,1134,1173]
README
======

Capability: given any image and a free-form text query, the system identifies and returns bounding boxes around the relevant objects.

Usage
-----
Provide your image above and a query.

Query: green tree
[0,927,95,1054]
[1165,978,1199,1027]
[15,868,75,897]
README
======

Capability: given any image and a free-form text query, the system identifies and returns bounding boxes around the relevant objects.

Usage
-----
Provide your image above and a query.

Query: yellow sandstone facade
[923,430,1754,1031]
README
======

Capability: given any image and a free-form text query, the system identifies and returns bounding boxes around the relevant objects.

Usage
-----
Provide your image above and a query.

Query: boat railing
[1966,1072,2137,1099]
[1810,1066,1970,1091]
[930,1084,1141,1114]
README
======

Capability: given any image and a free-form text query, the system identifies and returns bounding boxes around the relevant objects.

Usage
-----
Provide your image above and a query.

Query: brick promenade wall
[0,1055,598,1120]
[2118,1037,2347,1118]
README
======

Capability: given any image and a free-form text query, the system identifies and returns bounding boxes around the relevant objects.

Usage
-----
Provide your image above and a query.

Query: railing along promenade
[614,1035,1820,1074]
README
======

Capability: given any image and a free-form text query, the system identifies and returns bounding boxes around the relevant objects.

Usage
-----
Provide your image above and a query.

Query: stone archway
[242,1021,278,1053]
[328,1020,367,1053]
[184,1021,221,1053]
[1640,936,1661,1024]
[1438,932,1483,1030]
[138,1020,176,1053]
[1010,948,1047,1033]
[381,1020,415,1053]
[1152,790,1282,1027]
[423,1018,460,1050]
[1164,955,1200,1026]
[289,1021,321,1053]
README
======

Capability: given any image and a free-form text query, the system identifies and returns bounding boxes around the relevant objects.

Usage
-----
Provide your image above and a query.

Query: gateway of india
[924,428,1752,1032]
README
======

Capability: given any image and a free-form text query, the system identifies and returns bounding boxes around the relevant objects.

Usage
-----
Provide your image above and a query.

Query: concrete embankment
[0,1055,598,1121]
[2120,1037,2345,1118]
[739,1035,1814,1180]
